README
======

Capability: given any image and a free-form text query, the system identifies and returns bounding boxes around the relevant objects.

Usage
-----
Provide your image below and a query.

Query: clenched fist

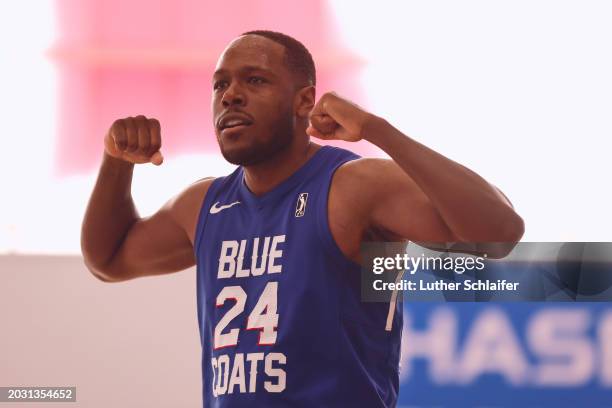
[306,92,373,142]
[104,115,164,165]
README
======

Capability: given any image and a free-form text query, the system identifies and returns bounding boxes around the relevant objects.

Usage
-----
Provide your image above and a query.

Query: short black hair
[241,30,316,87]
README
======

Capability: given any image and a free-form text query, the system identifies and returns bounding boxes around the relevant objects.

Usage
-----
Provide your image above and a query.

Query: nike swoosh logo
[210,201,241,214]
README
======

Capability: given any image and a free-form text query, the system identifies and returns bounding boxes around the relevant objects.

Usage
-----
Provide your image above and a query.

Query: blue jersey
[194,145,403,407]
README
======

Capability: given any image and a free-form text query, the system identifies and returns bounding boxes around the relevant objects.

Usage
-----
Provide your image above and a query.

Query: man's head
[212,30,316,166]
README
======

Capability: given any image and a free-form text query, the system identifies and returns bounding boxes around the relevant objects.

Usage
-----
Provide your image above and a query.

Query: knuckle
[135,116,148,128]
[114,129,126,141]
[148,118,160,131]
[115,134,126,144]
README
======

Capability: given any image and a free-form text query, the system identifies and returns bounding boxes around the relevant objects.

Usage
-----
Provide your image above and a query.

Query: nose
[221,82,245,108]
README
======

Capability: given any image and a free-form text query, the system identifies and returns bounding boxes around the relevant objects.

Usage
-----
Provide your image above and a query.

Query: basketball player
[81,30,524,407]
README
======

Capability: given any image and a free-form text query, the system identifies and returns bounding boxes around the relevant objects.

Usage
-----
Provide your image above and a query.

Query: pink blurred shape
[50,0,372,176]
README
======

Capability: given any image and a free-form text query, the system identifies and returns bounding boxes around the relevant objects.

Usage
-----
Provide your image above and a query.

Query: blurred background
[1,0,611,406]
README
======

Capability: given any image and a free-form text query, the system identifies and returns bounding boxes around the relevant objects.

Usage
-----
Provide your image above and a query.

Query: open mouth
[221,121,251,131]
[218,114,254,134]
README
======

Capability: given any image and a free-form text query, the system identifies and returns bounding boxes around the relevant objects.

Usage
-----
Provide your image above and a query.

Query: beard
[218,110,295,166]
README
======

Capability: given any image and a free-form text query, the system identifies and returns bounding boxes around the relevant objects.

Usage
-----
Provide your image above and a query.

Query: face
[212,35,299,166]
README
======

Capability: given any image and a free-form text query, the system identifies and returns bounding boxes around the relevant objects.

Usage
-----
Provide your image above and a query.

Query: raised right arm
[80,115,213,282]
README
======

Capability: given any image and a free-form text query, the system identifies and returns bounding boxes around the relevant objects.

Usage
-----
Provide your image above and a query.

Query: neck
[243,136,319,196]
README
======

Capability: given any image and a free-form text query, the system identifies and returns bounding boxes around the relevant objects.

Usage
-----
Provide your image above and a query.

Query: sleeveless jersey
[193,145,403,407]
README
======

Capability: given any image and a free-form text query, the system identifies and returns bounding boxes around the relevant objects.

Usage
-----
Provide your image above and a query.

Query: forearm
[364,117,524,242]
[80,153,139,274]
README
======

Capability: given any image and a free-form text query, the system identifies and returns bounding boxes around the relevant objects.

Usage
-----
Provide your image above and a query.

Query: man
[81,30,524,407]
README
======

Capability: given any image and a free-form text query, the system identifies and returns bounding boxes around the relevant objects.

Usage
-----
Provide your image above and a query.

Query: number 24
[214,281,279,349]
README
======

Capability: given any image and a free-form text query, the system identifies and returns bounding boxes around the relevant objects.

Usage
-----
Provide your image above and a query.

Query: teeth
[226,119,244,127]
[220,115,252,130]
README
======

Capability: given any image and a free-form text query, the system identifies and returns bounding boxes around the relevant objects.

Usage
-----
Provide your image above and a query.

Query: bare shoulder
[331,157,401,200]
[330,158,386,223]
[166,177,216,246]
[328,158,397,261]
[329,157,429,261]
[333,157,394,182]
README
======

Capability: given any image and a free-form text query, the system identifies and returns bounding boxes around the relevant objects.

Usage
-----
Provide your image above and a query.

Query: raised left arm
[308,92,524,257]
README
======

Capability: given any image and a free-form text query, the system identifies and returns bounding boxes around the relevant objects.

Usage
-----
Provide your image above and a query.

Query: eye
[213,80,227,91]
[248,76,266,85]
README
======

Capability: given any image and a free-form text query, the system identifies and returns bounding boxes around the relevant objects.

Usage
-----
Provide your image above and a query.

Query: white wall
[0,255,201,407]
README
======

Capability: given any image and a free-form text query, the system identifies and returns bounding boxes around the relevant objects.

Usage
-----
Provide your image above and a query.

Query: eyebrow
[213,65,277,78]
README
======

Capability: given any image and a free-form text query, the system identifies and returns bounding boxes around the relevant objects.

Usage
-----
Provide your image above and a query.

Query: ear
[294,85,316,119]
